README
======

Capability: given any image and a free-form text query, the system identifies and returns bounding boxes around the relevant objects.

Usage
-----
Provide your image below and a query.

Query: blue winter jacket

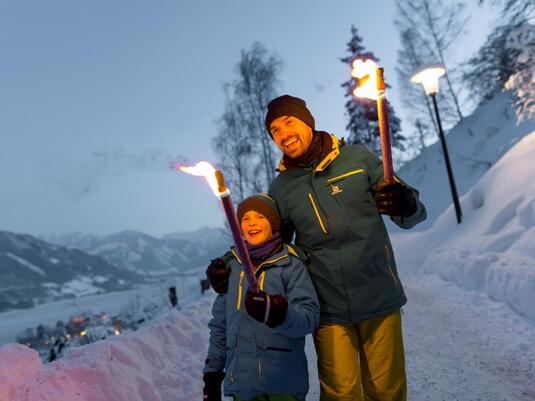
[204,244,320,401]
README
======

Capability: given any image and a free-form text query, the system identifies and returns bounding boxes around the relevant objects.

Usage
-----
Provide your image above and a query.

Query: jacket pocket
[308,193,328,234]
[326,168,365,184]
[225,336,238,386]
[255,336,308,395]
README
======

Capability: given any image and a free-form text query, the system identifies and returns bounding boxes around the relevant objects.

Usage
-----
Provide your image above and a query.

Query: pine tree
[341,25,405,157]
[470,2,535,120]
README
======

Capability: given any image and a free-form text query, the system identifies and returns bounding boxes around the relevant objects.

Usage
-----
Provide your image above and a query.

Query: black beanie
[265,95,315,136]
[237,194,282,233]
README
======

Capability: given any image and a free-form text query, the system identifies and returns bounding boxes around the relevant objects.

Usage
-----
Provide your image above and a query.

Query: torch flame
[178,161,221,197]
[351,59,380,100]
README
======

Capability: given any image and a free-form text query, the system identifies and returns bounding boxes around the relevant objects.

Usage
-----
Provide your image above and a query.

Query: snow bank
[394,92,535,231]
[0,295,214,401]
[394,131,535,320]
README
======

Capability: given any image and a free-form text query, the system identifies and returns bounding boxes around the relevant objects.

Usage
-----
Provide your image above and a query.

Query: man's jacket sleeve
[274,258,320,338]
[362,144,427,229]
[204,294,227,373]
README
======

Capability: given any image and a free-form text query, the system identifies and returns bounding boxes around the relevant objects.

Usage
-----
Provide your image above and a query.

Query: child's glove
[374,180,417,217]
[206,258,231,294]
[202,371,225,401]
[245,289,288,328]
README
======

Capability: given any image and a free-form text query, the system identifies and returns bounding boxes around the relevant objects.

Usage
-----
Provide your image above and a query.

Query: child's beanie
[237,194,282,233]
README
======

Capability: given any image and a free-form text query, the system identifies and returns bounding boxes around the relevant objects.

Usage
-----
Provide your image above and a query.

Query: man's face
[270,116,313,158]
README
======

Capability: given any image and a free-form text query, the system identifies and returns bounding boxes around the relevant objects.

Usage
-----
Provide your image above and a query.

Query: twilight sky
[0,0,497,237]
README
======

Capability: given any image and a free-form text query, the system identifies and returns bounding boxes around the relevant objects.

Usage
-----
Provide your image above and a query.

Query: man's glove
[202,371,225,401]
[374,180,417,217]
[245,289,288,328]
[206,259,231,294]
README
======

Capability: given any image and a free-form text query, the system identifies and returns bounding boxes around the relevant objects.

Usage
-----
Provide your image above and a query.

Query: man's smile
[283,137,299,149]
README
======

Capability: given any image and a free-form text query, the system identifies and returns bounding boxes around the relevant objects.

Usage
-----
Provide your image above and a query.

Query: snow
[60,277,105,297]
[395,92,535,231]
[5,252,46,276]
[393,130,535,320]
[1,97,535,399]
[0,297,213,401]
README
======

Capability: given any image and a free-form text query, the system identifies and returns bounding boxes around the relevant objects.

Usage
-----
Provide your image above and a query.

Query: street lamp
[411,64,462,224]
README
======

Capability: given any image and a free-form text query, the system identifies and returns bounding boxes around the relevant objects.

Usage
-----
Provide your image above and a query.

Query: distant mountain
[43,226,231,275]
[0,231,143,312]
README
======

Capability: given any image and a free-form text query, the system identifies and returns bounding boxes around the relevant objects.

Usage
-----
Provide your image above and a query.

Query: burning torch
[351,59,394,182]
[178,162,259,292]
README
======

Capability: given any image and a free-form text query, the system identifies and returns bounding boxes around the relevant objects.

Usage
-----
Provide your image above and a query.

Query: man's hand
[202,371,225,401]
[245,289,288,328]
[206,259,231,294]
[374,180,417,217]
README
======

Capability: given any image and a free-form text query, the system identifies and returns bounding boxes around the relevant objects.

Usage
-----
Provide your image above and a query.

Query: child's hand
[245,289,288,328]
[206,258,231,294]
[202,371,224,401]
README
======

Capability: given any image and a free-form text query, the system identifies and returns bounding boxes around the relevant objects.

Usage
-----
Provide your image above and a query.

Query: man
[208,95,426,401]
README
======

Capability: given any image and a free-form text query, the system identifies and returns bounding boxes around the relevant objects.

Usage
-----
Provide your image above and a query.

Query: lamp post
[411,65,462,224]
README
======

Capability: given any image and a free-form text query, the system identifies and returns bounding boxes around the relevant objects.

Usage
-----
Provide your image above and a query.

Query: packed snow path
[304,272,535,401]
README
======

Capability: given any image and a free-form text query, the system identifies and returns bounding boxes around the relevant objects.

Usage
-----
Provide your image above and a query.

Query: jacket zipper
[236,271,245,310]
[308,193,328,234]
[258,271,266,291]
[384,245,398,288]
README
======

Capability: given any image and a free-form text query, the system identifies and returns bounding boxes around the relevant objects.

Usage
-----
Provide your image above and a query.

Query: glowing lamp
[410,64,446,96]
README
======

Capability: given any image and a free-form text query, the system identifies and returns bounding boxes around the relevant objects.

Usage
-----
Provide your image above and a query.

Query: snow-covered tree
[464,21,534,120]
[477,0,534,24]
[341,25,405,158]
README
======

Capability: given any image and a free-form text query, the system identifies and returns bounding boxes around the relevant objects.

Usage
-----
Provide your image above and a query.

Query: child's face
[241,210,273,245]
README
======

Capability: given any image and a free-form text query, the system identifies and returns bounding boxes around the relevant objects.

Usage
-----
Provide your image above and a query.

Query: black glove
[206,258,231,294]
[374,180,417,217]
[202,371,225,401]
[245,289,288,328]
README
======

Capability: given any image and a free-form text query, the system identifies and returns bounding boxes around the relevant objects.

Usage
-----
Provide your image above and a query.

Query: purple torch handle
[219,193,259,293]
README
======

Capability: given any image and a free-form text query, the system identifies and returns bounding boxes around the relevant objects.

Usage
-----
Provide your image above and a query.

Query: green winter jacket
[268,133,427,324]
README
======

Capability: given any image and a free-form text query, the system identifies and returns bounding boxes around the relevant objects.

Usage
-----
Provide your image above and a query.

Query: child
[202,194,320,401]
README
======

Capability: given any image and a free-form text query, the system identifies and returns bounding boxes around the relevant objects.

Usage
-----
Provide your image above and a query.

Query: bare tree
[212,42,282,199]
[395,0,469,124]
[396,27,441,151]
[233,43,282,190]
[212,89,254,200]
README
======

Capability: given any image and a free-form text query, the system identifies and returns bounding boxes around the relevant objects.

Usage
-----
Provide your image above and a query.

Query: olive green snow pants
[314,309,407,401]
[233,395,301,401]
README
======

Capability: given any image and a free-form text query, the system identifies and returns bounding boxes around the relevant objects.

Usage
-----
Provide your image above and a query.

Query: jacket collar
[231,243,291,270]
[276,133,340,173]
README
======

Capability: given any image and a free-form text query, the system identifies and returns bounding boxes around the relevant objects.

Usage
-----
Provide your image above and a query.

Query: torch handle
[220,195,259,293]
[376,68,394,182]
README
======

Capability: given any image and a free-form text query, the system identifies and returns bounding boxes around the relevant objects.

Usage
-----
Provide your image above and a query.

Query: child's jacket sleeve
[275,257,320,338]
[203,293,227,373]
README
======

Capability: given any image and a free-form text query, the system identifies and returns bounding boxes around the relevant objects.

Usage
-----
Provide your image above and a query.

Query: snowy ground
[1,106,534,400]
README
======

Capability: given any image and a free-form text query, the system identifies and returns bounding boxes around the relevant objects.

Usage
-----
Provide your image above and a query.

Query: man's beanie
[237,194,282,233]
[265,95,315,136]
